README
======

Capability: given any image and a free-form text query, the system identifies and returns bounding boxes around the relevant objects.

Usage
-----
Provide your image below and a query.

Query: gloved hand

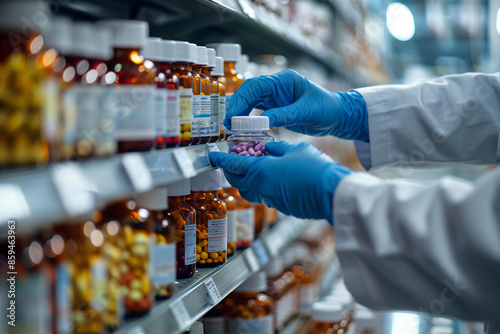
[209,141,354,224]
[225,69,370,142]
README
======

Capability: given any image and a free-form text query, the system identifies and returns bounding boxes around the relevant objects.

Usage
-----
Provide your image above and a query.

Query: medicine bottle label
[184,224,197,265]
[227,210,237,243]
[95,86,117,156]
[208,218,227,252]
[55,262,71,333]
[210,93,220,136]
[191,95,211,137]
[228,315,273,334]
[237,208,255,242]
[76,85,99,145]
[166,89,180,137]
[219,95,226,130]
[155,88,168,137]
[115,85,155,140]
[150,243,176,285]
[179,88,193,125]
[91,257,107,312]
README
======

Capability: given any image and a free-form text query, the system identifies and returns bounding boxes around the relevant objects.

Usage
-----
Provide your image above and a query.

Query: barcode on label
[204,277,222,305]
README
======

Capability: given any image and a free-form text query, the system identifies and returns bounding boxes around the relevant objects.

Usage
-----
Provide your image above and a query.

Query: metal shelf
[0,142,227,230]
[113,216,311,334]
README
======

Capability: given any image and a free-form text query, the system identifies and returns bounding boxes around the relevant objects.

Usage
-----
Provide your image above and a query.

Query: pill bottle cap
[72,22,96,59]
[173,41,196,63]
[142,37,161,61]
[212,56,224,76]
[195,46,208,66]
[220,174,231,189]
[98,20,148,49]
[43,17,73,56]
[232,116,269,131]
[190,321,204,334]
[94,26,113,60]
[0,1,51,32]
[235,54,249,73]
[265,257,284,279]
[311,301,344,322]
[167,179,191,197]
[206,48,216,67]
[159,39,177,62]
[136,187,168,210]
[321,293,354,306]
[191,169,222,191]
[206,43,241,62]
[236,271,268,292]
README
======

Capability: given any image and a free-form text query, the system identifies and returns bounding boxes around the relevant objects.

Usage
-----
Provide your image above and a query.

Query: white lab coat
[333,73,500,323]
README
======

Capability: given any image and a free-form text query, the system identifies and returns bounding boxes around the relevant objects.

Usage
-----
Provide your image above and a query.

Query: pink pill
[241,146,247,152]
[235,147,242,153]
[248,148,255,156]
[255,151,262,157]
[254,143,264,151]
[231,145,237,152]
[246,142,254,149]
[261,146,266,153]
[238,151,249,156]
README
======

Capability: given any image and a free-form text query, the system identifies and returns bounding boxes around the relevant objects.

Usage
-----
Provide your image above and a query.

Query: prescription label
[179,88,193,125]
[191,95,211,137]
[237,208,255,243]
[219,95,226,130]
[166,89,180,137]
[155,88,167,136]
[208,218,227,252]
[115,85,155,140]
[150,243,176,285]
[228,315,273,334]
[211,93,220,136]
[227,210,237,243]
[184,224,197,265]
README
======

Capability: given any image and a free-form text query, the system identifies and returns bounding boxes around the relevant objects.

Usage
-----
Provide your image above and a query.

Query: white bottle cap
[98,19,148,49]
[190,321,204,334]
[188,43,198,64]
[231,116,269,131]
[196,46,208,66]
[94,26,112,60]
[142,37,161,61]
[159,39,177,62]
[311,301,344,322]
[43,17,73,56]
[206,43,241,62]
[211,56,224,76]
[173,41,197,63]
[206,48,216,67]
[191,169,222,191]
[236,271,268,292]
[220,174,231,189]
[265,257,284,279]
[72,22,95,59]
[0,1,51,32]
[167,179,191,197]
[235,54,249,73]
[136,187,168,210]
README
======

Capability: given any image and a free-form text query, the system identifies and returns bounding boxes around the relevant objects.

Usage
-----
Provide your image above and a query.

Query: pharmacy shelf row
[0,142,227,230]
[113,216,312,334]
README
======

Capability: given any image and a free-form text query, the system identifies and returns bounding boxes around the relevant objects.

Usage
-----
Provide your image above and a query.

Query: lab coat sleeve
[356,72,500,169]
[333,168,500,321]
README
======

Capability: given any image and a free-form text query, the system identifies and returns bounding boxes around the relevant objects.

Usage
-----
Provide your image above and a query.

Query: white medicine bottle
[227,116,274,156]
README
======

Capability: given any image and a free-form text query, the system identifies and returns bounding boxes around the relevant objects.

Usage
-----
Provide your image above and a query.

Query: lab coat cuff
[333,173,380,306]
[355,87,392,169]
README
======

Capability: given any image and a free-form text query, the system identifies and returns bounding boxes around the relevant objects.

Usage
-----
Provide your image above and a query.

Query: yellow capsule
[201,251,208,260]
[199,260,206,264]
[196,254,200,261]
[207,259,213,264]
[209,252,218,260]
[196,245,202,253]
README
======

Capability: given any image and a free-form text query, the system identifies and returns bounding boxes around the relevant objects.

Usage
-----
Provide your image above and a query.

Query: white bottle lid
[142,37,161,61]
[211,56,224,76]
[231,116,270,131]
[190,321,204,334]
[43,17,73,56]
[220,173,231,189]
[206,48,216,68]
[195,46,208,66]
[98,19,148,49]
[173,41,197,63]
[311,301,344,322]
[190,169,222,191]
[235,54,249,73]
[0,1,51,32]
[159,39,177,62]
[236,271,268,292]
[206,43,242,62]
[94,26,113,61]
[265,257,284,279]
[167,179,191,197]
[135,187,168,210]
[72,22,95,59]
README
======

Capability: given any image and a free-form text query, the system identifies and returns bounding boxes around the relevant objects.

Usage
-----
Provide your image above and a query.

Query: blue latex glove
[209,141,353,225]
[225,69,369,142]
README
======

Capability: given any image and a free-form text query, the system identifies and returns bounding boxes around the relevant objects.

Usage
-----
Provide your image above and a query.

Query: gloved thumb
[262,99,304,129]
[265,141,295,156]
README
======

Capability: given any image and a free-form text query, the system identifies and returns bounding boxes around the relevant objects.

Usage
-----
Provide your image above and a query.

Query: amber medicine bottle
[191,46,211,144]
[203,48,220,142]
[186,169,227,268]
[218,174,238,256]
[211,56,226,139]
[223,186,254,249]
[169,41,199,146]
[98,20,155,153]
[307,301,345,334]
[166,179,197,279]
[265,257,288,331]
[223,271,274,334]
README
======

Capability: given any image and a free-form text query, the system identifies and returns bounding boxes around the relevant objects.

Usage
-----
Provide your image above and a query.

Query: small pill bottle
[291,244,321,316]
[221,185,254,249]
[169,41,200,146]
[136,187,176,300]
[98,20,155,153]
[186,169,227,268]
[102,199,154,317]
[264,257,288,331]
[166,179,197,279]
[227,116,274,157]
[223,271,274,334]
[211,56,226,140]
[203,48,220,142]
[307,301,344,334]
[191,46,212,144]
[218,174,238,256]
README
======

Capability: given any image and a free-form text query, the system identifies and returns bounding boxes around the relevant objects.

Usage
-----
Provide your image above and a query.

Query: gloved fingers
[208,152,254,175]
[223,172,249,192]
[261,98,306,128]
[238,189,260,203]
[265,141,296,156]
